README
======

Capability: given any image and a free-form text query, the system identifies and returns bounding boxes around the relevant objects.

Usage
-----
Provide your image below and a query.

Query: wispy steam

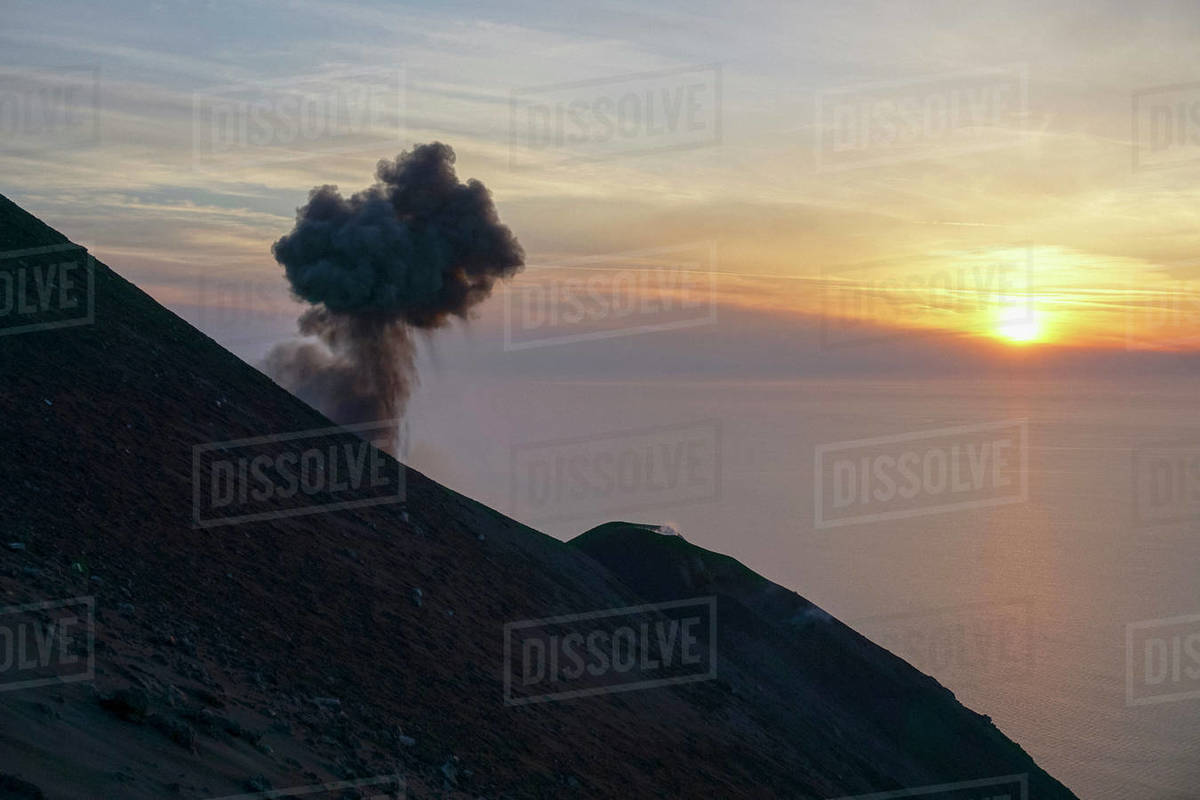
[263,142,524,449]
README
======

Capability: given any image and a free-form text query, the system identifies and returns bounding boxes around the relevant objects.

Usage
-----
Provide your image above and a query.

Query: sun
[998,316,1041,343]
[993,306,1044,345]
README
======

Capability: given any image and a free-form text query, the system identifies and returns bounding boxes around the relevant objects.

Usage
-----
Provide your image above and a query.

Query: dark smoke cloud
[263,143,524,449]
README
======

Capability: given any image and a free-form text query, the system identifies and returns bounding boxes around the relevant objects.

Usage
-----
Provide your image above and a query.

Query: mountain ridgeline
[0,194,1075,798]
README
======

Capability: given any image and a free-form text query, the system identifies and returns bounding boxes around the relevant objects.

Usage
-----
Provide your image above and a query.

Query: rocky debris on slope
[0,194,1078,798]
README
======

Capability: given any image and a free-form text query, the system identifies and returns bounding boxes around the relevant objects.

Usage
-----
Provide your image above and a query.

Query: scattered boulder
[0,773,45,799]
[441,756,459,786]
[245,775,271,792]
[99,687,150,723]
[149,713,197,751]
[164,684,186,708]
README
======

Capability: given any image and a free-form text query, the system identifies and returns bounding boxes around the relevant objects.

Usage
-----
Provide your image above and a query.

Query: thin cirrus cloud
[2,0,1200,357]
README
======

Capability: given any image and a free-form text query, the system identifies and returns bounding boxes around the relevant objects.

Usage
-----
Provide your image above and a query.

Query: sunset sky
[4,0,1200,356]
[6,11,1200,796]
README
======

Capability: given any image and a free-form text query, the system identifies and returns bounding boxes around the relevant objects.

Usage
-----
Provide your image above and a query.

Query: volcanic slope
[0,195,1076,799]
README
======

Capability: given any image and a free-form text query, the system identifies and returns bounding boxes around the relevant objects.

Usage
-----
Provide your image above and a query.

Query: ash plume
[263,142,524,450]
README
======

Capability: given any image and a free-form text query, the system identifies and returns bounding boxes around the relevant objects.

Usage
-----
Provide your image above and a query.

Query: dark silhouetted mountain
[0,195,1075,798]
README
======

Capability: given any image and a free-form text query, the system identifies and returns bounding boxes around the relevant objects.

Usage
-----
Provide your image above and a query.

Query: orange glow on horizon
[745,246,1200,352]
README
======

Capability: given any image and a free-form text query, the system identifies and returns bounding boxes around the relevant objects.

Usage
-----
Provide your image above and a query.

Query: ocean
[404,370,1200,799]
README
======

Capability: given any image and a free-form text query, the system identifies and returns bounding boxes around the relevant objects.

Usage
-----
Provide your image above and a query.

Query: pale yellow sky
[4,0,1200,354]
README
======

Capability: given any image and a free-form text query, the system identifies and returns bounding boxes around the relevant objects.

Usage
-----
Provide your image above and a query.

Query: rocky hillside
[0,194,1076,798]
